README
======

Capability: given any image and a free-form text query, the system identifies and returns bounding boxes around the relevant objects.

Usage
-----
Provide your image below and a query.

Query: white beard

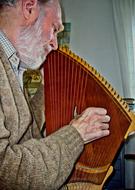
[19,48,46,70]
[15,13,49,70]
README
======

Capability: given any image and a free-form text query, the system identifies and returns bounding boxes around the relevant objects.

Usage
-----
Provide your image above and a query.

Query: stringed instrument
[44,47,135,189]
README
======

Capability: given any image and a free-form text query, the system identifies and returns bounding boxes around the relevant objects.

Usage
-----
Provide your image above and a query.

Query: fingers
[82,107,107,116]
[84,129,110,144]
[85,129,110,141]
[84,114,110,124]
[71,107,111,144]
[78,107,110,124]
[78,107,107,121]
[86,123,109,133]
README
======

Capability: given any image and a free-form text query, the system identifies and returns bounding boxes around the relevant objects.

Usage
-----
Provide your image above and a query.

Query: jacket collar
[0,45,33,144]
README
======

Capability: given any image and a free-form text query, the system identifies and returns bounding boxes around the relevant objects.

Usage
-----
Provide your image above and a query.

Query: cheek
[42,25,54,43]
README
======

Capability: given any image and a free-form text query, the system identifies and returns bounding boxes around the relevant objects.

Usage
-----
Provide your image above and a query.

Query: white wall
[61,0,124,96]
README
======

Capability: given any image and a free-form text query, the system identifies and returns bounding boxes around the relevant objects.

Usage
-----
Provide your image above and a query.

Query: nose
[50,35,58,50]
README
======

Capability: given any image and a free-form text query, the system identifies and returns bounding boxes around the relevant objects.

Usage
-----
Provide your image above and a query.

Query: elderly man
[0,0,110,189]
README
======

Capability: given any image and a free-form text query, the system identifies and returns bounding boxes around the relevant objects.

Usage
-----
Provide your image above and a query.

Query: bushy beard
[15,14,48,70]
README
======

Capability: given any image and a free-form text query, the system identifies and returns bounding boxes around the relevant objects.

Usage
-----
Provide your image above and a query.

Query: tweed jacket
[0,46,84,190]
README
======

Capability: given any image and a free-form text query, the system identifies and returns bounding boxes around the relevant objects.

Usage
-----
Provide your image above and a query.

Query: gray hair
[0,0,16,6]
[0,0,52,7]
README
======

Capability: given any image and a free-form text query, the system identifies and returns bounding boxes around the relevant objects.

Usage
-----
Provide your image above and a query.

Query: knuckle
[105,123,109,128]
[103,130,110,136]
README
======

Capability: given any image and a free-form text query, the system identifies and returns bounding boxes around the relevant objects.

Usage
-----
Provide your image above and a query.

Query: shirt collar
[0,31,17,59]
[0,31,26,90]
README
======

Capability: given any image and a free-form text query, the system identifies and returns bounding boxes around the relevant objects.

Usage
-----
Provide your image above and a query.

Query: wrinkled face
[16,1,63,69]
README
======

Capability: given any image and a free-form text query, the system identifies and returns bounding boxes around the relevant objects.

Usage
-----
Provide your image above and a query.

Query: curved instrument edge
[67,166,113,190]
[124,112,135,140]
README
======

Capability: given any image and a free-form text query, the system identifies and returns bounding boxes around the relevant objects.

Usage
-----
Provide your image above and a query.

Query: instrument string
[66,55,71,125]
[69,56,78,178]
[48,54,55,132]
[54,52,58,131]
[56,52,63,127]
[69,58,75,123]
[57,52,61,129]
[79,68,88,182]
[64,54,68,126]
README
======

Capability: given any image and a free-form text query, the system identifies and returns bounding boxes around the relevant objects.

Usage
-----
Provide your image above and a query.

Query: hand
[70,107,110,144]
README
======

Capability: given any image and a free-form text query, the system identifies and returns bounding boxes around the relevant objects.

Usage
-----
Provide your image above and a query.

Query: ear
[22,0,40,23]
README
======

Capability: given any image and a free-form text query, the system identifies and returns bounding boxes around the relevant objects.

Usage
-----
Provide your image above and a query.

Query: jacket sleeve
[0,104,84,190]
[28,83,45,133]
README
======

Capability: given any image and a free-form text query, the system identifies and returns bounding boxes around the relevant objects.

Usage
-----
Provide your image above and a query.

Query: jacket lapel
[0,47,32,144]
